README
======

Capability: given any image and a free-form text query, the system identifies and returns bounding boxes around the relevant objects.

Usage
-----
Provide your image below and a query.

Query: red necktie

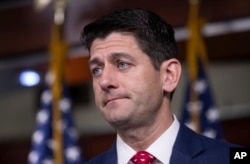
[130,151,156,164]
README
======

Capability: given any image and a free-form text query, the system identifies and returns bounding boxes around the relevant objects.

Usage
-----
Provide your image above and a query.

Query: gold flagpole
[49,0,68,163]
[186,0,208,133]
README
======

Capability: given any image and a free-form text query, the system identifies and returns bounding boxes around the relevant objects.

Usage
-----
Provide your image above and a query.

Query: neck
[117,109,174,151]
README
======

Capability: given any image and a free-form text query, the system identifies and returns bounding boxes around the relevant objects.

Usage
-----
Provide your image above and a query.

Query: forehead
[88,32,151,66]
[90,32,139,54]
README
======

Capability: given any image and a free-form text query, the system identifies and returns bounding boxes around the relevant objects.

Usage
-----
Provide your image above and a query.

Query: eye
[118,61,130,69]
[91,67,102,76]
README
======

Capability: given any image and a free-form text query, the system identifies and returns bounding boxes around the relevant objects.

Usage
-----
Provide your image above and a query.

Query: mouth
[105,98,121,105]
[104,97,127,106]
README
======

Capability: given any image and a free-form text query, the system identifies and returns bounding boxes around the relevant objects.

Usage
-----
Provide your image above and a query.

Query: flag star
[193,79,207,94]
[68,127,78,139]
[42,158,54,164]
[187,101,203,113]
[41,90,52,104]
[47,139,55,150]
[206,107,220,122]
[28,151,39,163]
[66,146,80,161]
[32,130,44,144]
[57,120,68,132]
[59,98,71,112]
[203,129,216,139]
[37,110,49,124]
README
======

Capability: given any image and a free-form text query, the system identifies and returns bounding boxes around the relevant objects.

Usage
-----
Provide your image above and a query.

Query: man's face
[89,32,165,130]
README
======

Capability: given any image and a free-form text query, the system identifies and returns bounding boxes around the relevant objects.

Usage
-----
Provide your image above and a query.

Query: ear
[160,59,182,93]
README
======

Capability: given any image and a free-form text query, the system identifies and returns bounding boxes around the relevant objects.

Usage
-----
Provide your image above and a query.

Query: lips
[105,98,122,106]
[103,95,128,107]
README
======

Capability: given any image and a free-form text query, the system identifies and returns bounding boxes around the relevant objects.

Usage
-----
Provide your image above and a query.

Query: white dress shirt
[116,115,180,164]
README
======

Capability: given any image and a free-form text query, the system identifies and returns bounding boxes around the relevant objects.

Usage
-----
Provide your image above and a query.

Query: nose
[99,66,117,91]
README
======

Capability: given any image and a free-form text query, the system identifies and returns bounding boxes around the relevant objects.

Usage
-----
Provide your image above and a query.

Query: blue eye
[118,62,129,69]
[92,67,102,76]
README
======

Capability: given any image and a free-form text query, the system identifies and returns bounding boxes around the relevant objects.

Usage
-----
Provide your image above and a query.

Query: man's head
[81,8,181,131]
[81,8,177,70]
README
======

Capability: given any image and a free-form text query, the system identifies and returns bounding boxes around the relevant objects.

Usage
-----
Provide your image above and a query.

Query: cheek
[92,82,101,102]
[126,75,156,98]
[92,79,100,92]
[136,73,163,101]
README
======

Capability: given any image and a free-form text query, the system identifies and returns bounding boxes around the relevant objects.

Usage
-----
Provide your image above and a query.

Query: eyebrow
[110,52,135,62]
[89,52,135,67]
[88,57,102,67]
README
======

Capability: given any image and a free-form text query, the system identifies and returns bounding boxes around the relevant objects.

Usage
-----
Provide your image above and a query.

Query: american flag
[28,72,84,164]
[181,57,222,139]
[181,0,222,139]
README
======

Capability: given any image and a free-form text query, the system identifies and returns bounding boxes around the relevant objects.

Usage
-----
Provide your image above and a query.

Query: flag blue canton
[181,57,222,139]
[28,80,83,164]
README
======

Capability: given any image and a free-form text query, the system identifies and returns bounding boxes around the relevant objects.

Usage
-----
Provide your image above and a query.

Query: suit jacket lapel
[102,143,118,164]
[170,123,204,164]
[84,142,117,164]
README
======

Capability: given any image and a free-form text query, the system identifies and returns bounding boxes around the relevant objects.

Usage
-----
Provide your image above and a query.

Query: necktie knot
[130,151,156,164]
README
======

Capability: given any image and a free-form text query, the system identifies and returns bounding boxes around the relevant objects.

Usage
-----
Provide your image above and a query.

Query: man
[81,8,233,164]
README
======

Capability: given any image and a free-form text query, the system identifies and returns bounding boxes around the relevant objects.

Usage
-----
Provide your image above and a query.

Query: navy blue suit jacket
[85,123,234,164]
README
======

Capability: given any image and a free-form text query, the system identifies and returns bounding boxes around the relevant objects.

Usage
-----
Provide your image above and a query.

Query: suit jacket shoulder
[85,123,237,164]
[84,143,117,164]
[170,123,236,164]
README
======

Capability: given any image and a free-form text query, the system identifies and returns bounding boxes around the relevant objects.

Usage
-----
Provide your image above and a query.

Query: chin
[107,116,128,127]
[109,117,134,131]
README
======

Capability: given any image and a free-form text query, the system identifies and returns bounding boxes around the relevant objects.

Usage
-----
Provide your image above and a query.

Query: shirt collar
[117,134,136,164]
[146,115,180,164]
[116,115,180,164]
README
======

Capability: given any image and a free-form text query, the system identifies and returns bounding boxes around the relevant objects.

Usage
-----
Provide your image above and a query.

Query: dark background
[0,0,250,163]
